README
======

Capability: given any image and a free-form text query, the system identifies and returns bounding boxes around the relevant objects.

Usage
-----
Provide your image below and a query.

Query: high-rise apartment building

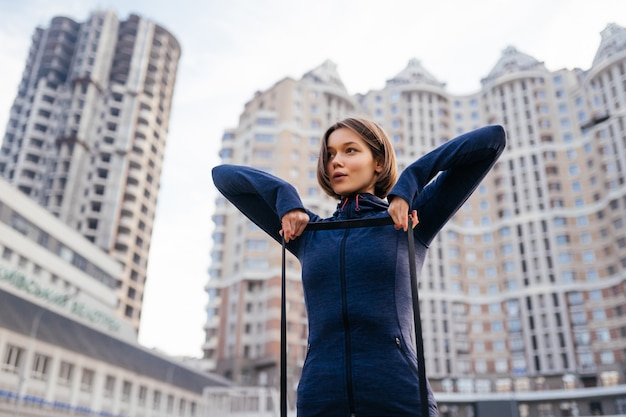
[206,61,357,388]
[0,10,181,331]
[207,23,626,415]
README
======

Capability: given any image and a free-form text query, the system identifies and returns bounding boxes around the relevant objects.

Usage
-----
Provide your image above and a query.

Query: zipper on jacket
[395,337,420,376]
[340,227,356,414]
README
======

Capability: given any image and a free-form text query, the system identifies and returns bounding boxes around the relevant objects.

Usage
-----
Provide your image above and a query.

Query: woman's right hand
[280,209,309,242]
[388,197,419,232]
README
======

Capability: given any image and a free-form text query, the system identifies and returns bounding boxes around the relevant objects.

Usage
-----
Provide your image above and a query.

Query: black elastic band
[408,220,430,417]
[304,216,394,231]
[280,236,287,417]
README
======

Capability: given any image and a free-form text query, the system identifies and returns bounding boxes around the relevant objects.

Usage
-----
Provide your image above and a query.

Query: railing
[202,387,295,417]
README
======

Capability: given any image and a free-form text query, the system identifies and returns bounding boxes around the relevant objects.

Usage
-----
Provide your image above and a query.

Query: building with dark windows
[206,23,626,416]
[0,9,181,332]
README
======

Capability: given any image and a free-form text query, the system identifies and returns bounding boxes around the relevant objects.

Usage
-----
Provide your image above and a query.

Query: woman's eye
[346,148,357,153]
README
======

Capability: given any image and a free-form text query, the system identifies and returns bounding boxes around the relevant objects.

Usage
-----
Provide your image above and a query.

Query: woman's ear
[375,158,384,173]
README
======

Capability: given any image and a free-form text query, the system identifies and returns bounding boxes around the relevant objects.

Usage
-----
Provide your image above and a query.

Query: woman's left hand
[388,197,418,232]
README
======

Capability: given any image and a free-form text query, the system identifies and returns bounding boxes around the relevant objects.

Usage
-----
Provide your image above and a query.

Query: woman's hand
[388,197,419,232]
[280,209,310,242]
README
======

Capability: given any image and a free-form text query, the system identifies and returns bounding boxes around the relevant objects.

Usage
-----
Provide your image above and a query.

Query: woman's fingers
[388,198,409,231]
[281,209,309,242]
[388,198,418,232]
[394,214,408,231]
[410,210,419,228]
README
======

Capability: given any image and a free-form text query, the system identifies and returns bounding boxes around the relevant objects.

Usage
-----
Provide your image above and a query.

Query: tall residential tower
[207,23,626,415]
[0,10,181,331]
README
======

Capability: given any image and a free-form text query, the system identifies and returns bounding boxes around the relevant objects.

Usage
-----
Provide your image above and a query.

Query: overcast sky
[1,0,625,358]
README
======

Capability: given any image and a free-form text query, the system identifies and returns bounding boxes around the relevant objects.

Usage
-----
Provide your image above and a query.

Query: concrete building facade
[206,23,626,416]
[0,177,229,417]
[0,9,181,331]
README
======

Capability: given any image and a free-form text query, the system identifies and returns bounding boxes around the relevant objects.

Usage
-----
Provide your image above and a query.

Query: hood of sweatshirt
[332,193,389,220]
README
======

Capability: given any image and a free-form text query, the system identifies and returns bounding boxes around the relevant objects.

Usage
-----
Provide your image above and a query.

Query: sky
[1,0,625,358]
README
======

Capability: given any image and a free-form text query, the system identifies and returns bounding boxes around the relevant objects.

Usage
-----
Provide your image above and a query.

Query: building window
[586,269,599,281]
[31,353,51,381]
[2,247,12,261]
[561,271,574,283]
[597,329,611,342]
[246,239,268,251]
[58,361,74,386]
[510,336,524,352]
[495,359,508,373]
[593,309,607,321]
[122,380,132,402]
[138,385,147,406]
[583,251,596,264]
[2,344,24,374]
[104,375,116,398]
[600,351,615,364]
[558,252,572,264]
[87,218,98,230]
[245,259,269,269]
[475,360,487,374]
[253,149,273,159]
[457,378,473,393]
[153,390,162,410]
[571,312,587,326]
[80,368,95,392]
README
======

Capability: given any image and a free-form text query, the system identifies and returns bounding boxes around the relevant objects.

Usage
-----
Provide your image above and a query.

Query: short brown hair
[317,117,398,199]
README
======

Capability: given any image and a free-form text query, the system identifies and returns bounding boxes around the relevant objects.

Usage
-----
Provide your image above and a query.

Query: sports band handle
[304,216,395,231]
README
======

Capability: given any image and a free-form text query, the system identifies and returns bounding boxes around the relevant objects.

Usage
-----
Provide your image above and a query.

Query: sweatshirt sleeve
[212,164,308,250]
[388,125,506,246]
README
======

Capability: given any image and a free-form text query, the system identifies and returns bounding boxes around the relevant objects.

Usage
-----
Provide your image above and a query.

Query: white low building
[0,177,229,417]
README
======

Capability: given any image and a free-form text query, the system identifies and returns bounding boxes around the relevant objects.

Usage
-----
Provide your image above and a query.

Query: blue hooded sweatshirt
[212,125,506,417]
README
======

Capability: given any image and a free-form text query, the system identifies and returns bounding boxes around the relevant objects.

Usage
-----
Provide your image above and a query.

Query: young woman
[212,118,506,417]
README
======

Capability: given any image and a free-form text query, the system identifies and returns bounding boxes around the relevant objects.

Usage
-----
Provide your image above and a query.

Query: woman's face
[326,128,382,197]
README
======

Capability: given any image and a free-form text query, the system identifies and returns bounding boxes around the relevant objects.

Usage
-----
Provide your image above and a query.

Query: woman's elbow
[212,164,234,188]
[486,124,507,154]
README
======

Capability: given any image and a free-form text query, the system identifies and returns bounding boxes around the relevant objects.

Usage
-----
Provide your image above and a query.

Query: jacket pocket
[394,336,419,377]
[301,344,312,372]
